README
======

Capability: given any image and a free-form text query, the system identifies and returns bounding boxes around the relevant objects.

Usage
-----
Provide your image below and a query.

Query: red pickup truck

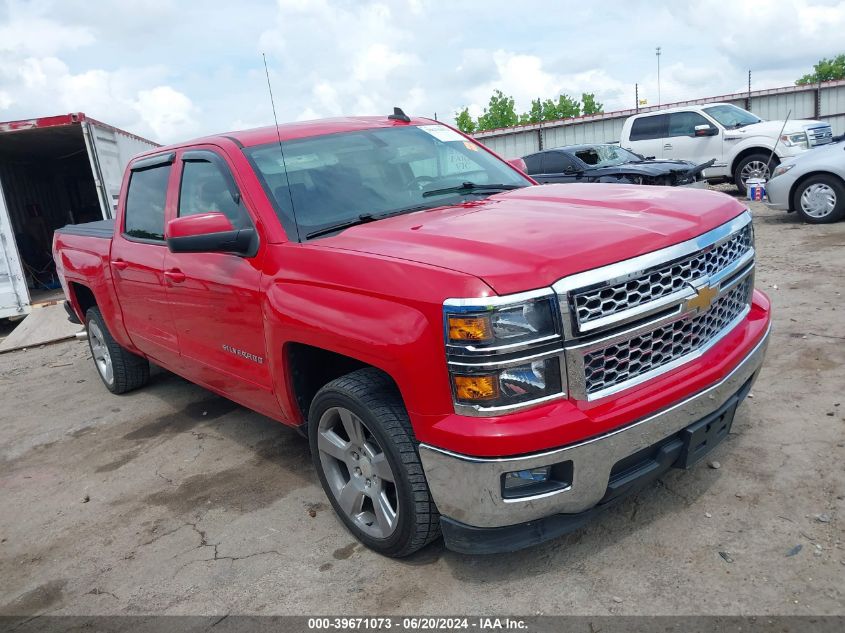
[53,112,771,557]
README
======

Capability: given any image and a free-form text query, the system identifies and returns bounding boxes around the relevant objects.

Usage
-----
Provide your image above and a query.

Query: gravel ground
[0,196,843,617]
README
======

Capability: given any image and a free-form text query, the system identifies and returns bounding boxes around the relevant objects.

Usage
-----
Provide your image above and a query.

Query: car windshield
[245,125,530,239]
[703,104,762,128]
[573,145,642,168]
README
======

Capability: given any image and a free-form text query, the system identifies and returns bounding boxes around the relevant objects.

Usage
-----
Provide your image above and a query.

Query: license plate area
[676,396,738,469]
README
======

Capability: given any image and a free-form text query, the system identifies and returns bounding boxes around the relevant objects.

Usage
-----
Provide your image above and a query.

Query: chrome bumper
[419,326,770,528]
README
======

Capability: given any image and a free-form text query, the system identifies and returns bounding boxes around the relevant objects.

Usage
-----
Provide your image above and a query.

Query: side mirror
[508,158,528,172]
[564,165,580,174]
[694,124,718,137]
[166,212,257,257]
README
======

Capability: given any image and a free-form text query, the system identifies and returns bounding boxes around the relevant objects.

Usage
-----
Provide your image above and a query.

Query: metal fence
[473,79,845,158]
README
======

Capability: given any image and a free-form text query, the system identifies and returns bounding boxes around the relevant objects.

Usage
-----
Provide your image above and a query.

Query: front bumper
[419,324,770,548]
[765,175,794,211]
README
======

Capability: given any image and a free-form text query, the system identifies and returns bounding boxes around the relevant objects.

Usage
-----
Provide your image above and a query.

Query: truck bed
[55,219,115,239]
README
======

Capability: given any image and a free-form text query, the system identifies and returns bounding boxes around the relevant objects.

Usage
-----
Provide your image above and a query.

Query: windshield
[245,125,530,239]
[703,104,762,128]
[573,145,642,168]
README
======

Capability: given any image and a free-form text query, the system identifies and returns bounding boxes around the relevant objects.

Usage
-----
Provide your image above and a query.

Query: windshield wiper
[422,181,525,198]
[304,204,435,240]
[306,214,379,239]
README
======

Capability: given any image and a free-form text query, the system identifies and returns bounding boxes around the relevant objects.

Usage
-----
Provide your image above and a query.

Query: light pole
[656,46,662,106]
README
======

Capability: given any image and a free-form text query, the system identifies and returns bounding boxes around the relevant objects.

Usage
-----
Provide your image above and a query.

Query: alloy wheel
[740,160,771,183]
[88,320,114,385]
[316,406,399,539]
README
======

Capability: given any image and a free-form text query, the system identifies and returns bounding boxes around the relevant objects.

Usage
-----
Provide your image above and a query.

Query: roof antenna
[388,107,411,123]
[262,52,301,240]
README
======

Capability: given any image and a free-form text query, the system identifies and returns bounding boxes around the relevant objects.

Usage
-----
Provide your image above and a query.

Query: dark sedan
[522,144,712,187]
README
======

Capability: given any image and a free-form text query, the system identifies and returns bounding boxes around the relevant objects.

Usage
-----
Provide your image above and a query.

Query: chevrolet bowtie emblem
[687,284,719,312]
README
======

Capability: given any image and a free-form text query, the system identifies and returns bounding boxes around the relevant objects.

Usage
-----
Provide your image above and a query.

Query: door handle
[111,259,128,270]
[663,143,673,150]
[163,269,186,284]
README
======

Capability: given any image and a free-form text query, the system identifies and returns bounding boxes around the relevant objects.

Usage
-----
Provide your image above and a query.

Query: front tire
[85,307,150,394]
[792,174,845,224]
[308,368,440,557]
[734,153,779,196]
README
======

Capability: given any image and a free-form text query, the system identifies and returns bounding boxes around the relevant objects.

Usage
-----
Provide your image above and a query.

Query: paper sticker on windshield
[418,124,465,143]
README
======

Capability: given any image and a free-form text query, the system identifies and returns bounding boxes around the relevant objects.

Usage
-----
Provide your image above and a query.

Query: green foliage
[455,107,476,134]
[581,92,603,115]
[476,90,519,131]
[796,54,845,85]
[460,89,605,132]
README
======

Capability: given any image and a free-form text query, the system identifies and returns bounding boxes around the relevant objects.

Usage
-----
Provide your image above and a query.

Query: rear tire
[734,153,779,196]
[792,174,845,224]
[85,307,149,394]
[308,368,440,557]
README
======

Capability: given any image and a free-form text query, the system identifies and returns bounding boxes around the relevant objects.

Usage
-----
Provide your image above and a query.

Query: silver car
[767,140,845,223]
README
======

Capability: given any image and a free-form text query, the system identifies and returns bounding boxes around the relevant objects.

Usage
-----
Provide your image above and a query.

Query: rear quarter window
[124,165,171,241]
[629,114,668,141]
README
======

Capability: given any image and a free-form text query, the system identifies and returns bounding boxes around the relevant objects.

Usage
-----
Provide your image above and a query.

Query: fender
[263,280,453,424]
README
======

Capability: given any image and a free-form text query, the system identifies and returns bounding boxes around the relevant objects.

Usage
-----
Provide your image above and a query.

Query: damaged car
[522,143,712,187]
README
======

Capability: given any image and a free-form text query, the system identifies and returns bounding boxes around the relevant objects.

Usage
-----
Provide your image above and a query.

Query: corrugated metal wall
[475,81,845,158]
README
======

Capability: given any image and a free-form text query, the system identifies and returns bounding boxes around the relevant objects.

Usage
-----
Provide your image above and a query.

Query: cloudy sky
[1,0,843,143]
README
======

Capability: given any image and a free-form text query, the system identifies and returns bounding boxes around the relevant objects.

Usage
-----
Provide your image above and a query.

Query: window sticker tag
[418,124,465,143]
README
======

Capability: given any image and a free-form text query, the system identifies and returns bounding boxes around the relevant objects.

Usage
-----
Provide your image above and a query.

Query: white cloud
[0,0,843,141]
[135,86,200,139]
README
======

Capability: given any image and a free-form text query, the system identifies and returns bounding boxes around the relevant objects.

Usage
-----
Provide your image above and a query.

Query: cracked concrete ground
[0,199,843,616]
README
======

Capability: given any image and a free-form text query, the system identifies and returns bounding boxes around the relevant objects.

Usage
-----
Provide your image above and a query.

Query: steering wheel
[410,175,437,192]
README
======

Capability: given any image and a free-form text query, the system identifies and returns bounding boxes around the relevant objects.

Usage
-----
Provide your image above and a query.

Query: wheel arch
[730,146,777,176]
[284,342,404,428]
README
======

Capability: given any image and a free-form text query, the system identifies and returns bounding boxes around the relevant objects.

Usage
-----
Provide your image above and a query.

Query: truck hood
[724,118,824,139]
[317,184,747,296]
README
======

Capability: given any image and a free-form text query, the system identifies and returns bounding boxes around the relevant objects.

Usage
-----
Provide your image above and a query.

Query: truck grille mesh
[572,225,752,327]
[583,277,751,395]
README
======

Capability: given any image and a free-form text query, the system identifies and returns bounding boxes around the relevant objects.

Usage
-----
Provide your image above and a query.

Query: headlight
[444,290,566,414]
[451,357,564,408]
[445,294,558,348]
[770,163,795,179]
[780,132,808,148]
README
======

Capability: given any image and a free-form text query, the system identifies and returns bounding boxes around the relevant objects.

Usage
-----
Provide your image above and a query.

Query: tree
[581,92,604,115]
[455,107,476,134]
[476,90,519,131]
[454,88,605,132]
[796,54,845,85]
[553,94,581,119]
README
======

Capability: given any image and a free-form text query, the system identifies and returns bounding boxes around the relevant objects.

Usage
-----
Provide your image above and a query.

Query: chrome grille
[583,277,752,396]
[808,125,833,146]
[572,224,752,327]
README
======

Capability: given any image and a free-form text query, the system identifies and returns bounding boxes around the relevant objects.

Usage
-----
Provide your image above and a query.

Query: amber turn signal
[453,374,499,401]
[448,315,492,342]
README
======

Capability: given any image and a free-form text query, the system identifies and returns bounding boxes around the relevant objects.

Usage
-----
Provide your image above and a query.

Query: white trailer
[0,113,158,319]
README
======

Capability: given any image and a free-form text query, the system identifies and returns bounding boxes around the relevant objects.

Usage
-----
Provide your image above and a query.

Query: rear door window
[543,152,576,173]
[629,114,668,141]
[667,112,712,137]
[124,165,172,241]
[522,153,543,175]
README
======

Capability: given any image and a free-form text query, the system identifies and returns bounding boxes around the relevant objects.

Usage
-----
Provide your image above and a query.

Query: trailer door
[0,177,29,318]
[83,121,158,220]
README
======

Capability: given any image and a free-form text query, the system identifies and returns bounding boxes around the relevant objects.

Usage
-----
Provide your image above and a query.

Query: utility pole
[656,46,662,106]
[746,70,752,111]
[635,83,639,112]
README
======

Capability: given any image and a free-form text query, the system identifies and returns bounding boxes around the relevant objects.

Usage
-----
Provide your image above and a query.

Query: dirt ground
[0,197,843,617]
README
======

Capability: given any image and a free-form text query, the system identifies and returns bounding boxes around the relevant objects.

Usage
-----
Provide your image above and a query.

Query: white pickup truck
[620,103,834,194]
